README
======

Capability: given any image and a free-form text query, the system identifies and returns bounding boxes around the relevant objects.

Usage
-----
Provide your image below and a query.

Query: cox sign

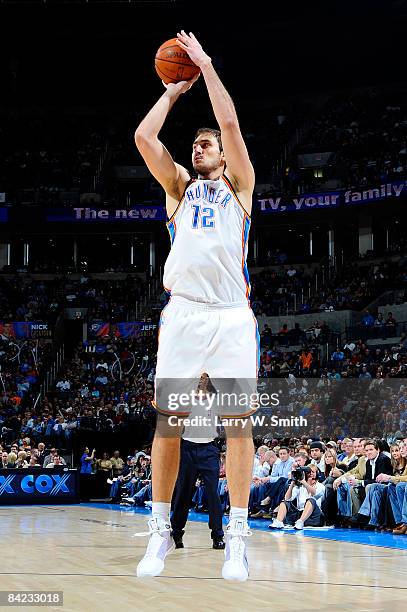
[0,470,79,505]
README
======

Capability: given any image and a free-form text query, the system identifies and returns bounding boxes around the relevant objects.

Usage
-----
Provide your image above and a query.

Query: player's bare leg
[222,420,254,582]
[137,414,183,577]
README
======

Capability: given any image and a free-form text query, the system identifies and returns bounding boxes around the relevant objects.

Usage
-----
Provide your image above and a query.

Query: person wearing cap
[309,441,325,480]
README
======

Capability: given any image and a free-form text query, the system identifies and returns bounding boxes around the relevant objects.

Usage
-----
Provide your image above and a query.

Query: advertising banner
[88,321,157,338]
[0,469,80,505]
[0,322,52,339]
[257,180,406,213]
[46,206,166,222]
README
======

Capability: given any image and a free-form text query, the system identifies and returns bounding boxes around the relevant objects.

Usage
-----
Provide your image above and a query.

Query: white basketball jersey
[163,175,251,305]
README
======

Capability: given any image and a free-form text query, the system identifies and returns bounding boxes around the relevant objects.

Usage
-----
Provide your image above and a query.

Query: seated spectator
[351,440,407,529]
[334,440,392,523]
[7,452,17,468]
[269,464,325,530]
[385,311,397,337]
[331,348,345,366]
[108,456,134,502]
[343,339,356,353]
[385,311,397,328]
[16,451,28,468]
[299,348,313,375]
[320,448,347,525]
[386,437,407,534]
[361,310,375,327]
[374,313,385,328]
[27,456,41,469]
[45,455,64,469]
[249,448,276,514]
[1,450,13,469]
[260,324,273,346]
[341,439,357,470]
[337,438,352,461]
[56,378,71,393]
[44,448,66,467]
[250,447,294,518]
[36,442,46,467]
[309,441,325,476]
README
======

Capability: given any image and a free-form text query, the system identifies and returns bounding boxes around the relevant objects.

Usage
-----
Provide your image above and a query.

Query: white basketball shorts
[153,295,260,417]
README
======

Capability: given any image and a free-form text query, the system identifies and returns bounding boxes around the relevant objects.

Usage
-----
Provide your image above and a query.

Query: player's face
[192,134,224,175]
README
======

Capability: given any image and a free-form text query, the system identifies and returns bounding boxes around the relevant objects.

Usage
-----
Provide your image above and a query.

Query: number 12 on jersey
[191,205,215,229]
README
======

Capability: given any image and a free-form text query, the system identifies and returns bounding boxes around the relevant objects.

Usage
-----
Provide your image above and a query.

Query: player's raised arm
[134,75,199,201]
[177,31,255,212]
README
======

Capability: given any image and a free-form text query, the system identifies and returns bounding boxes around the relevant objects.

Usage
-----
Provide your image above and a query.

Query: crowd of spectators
[287,88,407,194]
[0,334,52,440]
[241,436,407,533]
[0,275,62,323]
[0,332,157,450]
[250,255,407,316]
[0,111,107,205]
[1,88,405,211]
[182,435,407,535]
[0,272,153,322]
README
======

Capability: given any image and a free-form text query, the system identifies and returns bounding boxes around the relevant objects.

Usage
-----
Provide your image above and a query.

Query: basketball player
[134,31,258,582]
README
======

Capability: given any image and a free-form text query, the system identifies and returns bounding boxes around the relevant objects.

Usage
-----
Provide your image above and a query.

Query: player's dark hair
[194,127,223,152]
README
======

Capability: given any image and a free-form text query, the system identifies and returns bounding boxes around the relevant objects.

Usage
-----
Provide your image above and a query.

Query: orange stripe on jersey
[166,178,195,224]
[222,175,251,217]
[166,197,184,225]
[241,214,251,300]
[154,301,170,409]
[251,310,260,377]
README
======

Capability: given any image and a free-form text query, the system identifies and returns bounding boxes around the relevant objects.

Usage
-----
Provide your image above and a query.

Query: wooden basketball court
[1,504,406,612]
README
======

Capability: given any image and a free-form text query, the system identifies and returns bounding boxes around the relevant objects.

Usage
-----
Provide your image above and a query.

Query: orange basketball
[155,37,200,84]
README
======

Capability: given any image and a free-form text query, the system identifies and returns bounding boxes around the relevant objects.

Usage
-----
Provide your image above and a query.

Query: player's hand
[163,72,200,97]
[176,30,211,69]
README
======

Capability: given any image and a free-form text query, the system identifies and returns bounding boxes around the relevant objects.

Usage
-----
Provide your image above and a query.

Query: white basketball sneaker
[222,519,251,582]
[136,517,174,577]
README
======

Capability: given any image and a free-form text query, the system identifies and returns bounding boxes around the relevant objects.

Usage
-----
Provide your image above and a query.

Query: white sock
[229,506,248,522]
[152,502,171,523]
